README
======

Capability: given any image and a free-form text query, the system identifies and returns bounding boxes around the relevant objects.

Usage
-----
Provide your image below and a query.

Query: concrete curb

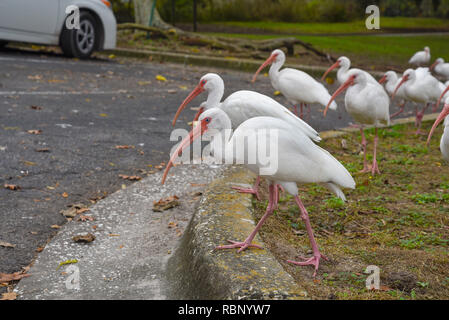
[165,166,308,300]
[106,47,385,78]
[166,113,439,299]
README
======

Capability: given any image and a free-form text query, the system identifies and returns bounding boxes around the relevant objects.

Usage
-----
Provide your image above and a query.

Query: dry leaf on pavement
[0,241,16,248]
[1,292,17,300]
[0,272,31,283]
[153,195,179,212]
[4,184,20,191]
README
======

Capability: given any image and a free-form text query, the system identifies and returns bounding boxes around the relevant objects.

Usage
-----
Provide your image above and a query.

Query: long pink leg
[293,105,298,116]
[415,103,430,135]
[287,195,328,278]
[359,126,370,173]
[390,101,405,118]
[215,184,279,252]
[300,103,304,119]
[232,176,261,200]
[371,127,381,175]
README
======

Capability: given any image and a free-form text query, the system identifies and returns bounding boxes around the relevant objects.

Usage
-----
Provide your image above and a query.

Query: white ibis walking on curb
[393,68,449,134]
[172,72,321,199]
[430,58,449,81]
[321,56,379,85]
[427,97,449,162]
[252,49,337,119]
[325,70,390,175]
[379,71,409,118]
[409,46,431,67]
[162,108,355,277]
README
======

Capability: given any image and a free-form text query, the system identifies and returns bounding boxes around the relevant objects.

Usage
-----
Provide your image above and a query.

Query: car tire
[60,11,99,59]
[0,40,8,48]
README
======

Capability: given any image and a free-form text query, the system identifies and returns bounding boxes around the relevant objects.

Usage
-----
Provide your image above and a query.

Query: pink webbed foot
[371,160,381,176]
[214,240,263,253]
[287,253,328,278]
[231,186,261,200]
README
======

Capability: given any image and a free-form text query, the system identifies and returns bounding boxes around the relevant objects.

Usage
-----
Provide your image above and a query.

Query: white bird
[427,97,449,162]
[379,71,409,118]
[172,72,321,198]
[321,56,379,85]
[325,70,390,175]
[430,58,449,81]
[252,49,337,119]
[409,46,431,67]
[393,68,449,133]
[162,108,355,277]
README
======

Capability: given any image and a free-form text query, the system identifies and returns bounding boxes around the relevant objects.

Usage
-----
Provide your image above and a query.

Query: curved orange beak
[162,119,209,184]
[324,75,355,117]
[378,75,387,84]
[427,102,449,146]
[252,53,277,83]
[321,60,340,82]
[436,85,449,111]
[172,84,205,126]
[430,60,439,71]
[392,74,409,99]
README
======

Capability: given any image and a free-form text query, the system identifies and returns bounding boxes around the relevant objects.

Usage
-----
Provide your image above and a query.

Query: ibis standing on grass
[430,58,449,81]
[409,47,431,67]
[162,108,355,277]
[172,72,321,199]
[393,68,449,134]
[427,97,449,162]
[324,70,390,175]
[251,49,337,119]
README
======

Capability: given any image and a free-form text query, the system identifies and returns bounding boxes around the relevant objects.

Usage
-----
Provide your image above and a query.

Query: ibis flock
[161,46,449,278]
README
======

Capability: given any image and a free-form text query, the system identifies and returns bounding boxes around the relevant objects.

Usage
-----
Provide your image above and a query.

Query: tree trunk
[132,0,172,29]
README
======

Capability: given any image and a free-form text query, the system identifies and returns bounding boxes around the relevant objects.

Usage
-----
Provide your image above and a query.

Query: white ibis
[393,68,448,133]
[162,108,355,277]
[379,71,409,118]
[321,56,379,85]
[430,58,449,81]
[409,47,431,67]
[427,97,449,162]
[325,70,390,175]
[172,72,321,199]
[252,49,337,119]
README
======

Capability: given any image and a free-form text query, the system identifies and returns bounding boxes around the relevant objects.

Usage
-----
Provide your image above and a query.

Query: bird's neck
[209,129,232,163]
[269,59,284,89]
[338,65,349,83]
[206,86,224,109]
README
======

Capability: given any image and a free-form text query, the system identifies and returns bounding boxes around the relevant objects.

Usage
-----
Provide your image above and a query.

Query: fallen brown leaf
[27,129,41,135]
[4,184,20,191]
[115,145,134,149]
[72,233,95,243]
[1,292,17,300]
[153,195,180,212]
[30,105,42,110]
[0,241,15,248]
[119,174,141,181]
[0,272,31,283]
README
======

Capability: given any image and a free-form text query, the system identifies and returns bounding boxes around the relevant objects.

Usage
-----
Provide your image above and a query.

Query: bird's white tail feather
[324,183,346,201]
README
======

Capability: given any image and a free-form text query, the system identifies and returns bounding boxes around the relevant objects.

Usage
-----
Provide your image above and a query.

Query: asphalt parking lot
[0,46,415,285]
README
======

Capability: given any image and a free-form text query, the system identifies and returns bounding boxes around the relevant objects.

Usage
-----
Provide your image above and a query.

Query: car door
[0,0,59,35]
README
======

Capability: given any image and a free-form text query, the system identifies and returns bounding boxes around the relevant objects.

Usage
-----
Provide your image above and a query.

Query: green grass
[207,31,449,68]
[212,17,449,35]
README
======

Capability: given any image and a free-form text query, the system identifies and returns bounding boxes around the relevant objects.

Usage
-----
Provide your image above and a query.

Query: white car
[0,0,116,59]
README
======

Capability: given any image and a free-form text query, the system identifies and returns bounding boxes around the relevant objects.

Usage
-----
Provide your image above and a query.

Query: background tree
[132,0,172,28]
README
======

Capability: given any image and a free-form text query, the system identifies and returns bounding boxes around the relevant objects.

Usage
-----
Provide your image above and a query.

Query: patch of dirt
[253,121,449,300]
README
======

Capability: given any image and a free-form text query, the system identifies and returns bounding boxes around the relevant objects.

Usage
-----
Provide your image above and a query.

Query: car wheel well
[59,8,105,50]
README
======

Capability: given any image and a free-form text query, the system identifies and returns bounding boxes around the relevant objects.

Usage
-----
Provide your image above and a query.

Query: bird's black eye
[205,117,211,123]
[201,80,207,86]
